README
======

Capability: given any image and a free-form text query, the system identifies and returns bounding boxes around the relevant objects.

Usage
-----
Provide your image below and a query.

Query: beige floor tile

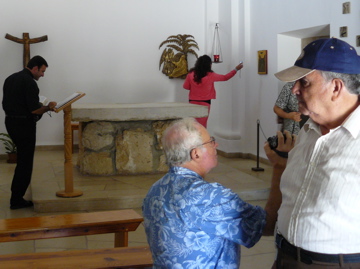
[105,189,149,197]
[0,241,35,254]
[35,247,76,253]
[35,236,87,249]
[242,236,276,256]
[128,224,148,245]
[103,181,148,191]
[240,252,276,269]
[87,233,114,242]
[87,240,114,249]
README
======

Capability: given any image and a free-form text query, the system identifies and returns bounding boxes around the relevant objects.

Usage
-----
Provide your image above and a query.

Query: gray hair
[162,117,203,167]
[319,70,360,94]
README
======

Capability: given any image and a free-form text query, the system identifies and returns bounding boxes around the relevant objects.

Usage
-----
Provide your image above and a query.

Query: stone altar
[72,102,208,176]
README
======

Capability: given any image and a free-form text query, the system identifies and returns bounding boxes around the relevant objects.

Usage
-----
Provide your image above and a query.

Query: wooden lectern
[53,92,85,198]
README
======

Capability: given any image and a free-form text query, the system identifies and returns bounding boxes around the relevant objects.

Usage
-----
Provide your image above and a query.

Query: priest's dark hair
[27,55,48,69]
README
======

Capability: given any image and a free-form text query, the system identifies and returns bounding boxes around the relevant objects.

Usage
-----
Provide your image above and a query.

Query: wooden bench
[0,245,153,269]
[0,209,143,247]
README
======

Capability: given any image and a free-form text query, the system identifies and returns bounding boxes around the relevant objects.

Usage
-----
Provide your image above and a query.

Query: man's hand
[288,112,302,122]
[276,130,296,152]
[48,101,57,111]
[32,101,57,115]
[264,131,296,168]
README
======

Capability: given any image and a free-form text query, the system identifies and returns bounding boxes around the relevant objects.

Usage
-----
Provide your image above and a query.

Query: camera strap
[274,149,288,158]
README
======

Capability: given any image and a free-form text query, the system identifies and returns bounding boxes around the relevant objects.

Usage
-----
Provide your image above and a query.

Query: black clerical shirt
[2,68,42,116]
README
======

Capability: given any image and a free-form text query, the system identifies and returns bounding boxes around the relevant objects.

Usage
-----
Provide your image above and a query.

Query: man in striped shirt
[267,38,360,268]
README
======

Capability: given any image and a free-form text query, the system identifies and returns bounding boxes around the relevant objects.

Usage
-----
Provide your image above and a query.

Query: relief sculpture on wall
[159,34,199,79]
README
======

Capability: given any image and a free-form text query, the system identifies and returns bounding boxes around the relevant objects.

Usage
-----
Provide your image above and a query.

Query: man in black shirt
[2,55,57,209]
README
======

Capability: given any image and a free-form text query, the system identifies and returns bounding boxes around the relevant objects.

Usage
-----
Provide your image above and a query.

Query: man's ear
[190,147,200,161]
[29,66,38,75]
[331,78,344,101]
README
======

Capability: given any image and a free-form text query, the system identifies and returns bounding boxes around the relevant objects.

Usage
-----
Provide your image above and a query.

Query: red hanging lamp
[211,23,223,63]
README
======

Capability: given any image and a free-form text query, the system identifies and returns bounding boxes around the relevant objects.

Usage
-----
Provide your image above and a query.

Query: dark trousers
[273,248,360,269]
[273,234,360,269]
[5,117,36,205]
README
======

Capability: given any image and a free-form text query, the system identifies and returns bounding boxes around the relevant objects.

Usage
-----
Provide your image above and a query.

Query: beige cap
[274,66,315,82]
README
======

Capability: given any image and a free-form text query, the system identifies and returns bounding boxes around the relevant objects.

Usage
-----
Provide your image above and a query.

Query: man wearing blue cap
[265,38,360,268]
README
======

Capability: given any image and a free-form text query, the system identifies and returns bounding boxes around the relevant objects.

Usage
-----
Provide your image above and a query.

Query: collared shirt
[278,105,360,254]
[2,68,41,116]
[142,166,266,268]
[183,70,236,100]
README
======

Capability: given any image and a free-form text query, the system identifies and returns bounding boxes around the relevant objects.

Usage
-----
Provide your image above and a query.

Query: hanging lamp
[211,23,223,63]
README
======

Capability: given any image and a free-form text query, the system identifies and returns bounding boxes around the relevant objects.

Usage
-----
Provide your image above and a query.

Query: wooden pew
[0,245,153,269]
[0,209,143,247]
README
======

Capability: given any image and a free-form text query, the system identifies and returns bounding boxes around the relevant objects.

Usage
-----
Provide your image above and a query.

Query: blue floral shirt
[142,166,267,268]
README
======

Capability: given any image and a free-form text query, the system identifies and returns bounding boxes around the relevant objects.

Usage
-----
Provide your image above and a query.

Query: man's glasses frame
[199,136,216,147]
[190,136,216,153]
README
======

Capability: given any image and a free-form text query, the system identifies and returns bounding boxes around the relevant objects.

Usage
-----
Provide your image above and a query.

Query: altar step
[30,150,272,213]
[32,189,271,213]
[32,185,270,213]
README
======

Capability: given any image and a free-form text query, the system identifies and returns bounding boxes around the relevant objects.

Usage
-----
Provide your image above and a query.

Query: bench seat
[0,245,153,269]
[0,209,143,247]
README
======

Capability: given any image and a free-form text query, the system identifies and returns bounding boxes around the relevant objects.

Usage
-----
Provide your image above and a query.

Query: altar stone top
[71,102,208,122]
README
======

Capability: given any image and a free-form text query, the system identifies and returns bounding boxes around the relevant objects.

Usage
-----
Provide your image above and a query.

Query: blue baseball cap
[275,38,360,82]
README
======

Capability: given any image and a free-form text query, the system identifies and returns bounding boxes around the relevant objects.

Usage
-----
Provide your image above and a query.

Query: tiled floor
[0,149,276,268]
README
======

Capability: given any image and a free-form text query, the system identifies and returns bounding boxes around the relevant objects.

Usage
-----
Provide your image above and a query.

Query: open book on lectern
[53,92,86,113]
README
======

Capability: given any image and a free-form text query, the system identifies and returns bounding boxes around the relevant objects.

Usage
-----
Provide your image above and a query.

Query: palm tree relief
[159,34,199,79]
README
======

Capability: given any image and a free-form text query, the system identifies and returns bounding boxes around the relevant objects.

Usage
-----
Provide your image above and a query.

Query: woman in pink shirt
[183,55,243,127]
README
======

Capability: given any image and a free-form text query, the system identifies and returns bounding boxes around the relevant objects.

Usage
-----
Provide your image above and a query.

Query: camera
[267,133,287,150]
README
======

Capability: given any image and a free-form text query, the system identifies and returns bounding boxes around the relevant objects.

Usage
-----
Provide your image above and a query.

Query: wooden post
[56,105,83,198]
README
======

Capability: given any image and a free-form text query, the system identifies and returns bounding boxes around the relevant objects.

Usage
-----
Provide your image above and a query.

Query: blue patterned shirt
[142,166,267,268]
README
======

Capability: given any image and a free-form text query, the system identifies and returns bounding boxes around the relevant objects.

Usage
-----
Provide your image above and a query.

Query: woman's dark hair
[189,55,213,83]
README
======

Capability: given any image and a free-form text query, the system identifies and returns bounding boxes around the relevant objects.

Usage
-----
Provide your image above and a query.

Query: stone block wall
[78,120,173,176]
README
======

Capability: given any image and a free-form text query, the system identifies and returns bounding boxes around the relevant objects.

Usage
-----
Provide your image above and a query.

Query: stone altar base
[72,102,208,176]
[78,120,170,175]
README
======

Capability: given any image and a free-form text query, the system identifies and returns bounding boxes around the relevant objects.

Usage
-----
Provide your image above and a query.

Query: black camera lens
[267,133,287,150]
[267,136,278,150]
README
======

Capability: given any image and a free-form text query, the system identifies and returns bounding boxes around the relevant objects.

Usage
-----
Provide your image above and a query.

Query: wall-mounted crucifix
[5,32,48,68]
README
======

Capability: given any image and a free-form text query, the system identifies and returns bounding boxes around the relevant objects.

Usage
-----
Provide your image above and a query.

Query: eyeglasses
[189,136,216,157]
[200,136,216,147]
[191,136,216,150]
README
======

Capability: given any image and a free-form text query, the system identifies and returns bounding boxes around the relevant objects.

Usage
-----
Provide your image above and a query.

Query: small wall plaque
[257,50,267,75]
[342,2,350,14]
[340,26,348,37]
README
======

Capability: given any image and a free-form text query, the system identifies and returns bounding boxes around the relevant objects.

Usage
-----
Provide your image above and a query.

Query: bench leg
[115,231,128,247]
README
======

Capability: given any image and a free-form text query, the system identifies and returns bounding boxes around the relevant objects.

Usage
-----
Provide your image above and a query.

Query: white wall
[0,0,210,148]
[277,35,301,73]
[1,0,359,159]
[208,0,246,151]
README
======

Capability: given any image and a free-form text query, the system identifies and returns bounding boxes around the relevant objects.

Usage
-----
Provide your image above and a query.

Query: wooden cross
[5,32,48,68]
